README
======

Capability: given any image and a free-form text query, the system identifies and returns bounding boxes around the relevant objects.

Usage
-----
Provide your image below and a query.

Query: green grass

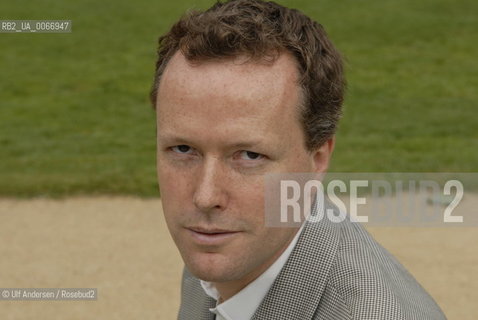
[0,0,476,197]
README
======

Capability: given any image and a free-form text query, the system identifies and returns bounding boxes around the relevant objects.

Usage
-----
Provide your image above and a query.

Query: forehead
[158,51,299,106]
[156,51,303,145]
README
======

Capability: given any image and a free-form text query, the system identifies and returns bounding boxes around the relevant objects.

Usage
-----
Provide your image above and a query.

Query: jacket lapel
[178,268,216,320]
[251,216,341,319]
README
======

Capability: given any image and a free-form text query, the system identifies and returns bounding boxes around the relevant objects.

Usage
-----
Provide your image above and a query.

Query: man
[150,0,446,319]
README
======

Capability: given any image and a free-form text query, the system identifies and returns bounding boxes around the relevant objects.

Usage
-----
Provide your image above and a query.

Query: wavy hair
[150,0,345,150]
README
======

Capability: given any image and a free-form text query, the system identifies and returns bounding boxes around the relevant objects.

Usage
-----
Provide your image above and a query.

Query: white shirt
[200,223,305,320]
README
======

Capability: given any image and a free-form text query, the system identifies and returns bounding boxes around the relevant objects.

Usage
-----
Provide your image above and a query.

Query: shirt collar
[200,222,305,320]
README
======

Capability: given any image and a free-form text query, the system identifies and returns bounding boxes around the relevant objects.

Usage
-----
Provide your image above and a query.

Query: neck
[213,227,301,302]
[213,267,264,302]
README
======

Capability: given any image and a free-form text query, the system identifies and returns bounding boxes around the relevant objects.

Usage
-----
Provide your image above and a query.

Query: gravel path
[0,197,476,319]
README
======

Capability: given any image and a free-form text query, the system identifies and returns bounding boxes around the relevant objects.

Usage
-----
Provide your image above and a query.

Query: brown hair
[150,0,345,150]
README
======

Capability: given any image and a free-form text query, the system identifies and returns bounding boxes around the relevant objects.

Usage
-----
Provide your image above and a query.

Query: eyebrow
[226,141,265,149]
[157,133,266,149]
[157,134,190,145]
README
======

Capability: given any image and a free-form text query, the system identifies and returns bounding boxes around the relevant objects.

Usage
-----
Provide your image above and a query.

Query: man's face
[156,52,332,289]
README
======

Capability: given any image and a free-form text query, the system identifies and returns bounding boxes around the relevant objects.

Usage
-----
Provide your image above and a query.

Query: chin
[184,252,243,282]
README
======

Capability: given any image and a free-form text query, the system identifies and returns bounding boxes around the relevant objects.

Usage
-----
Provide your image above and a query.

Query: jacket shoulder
[323,220,447,320]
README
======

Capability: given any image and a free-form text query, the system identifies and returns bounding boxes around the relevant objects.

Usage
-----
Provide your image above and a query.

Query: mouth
[186,227,241,246]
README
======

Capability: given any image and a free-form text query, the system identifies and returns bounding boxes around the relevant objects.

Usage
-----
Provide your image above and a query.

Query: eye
[171,145,194,154]
[238,150,264,161]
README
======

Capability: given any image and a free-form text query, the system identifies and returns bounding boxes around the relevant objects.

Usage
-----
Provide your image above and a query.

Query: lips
[189,226,237,234]
[186,226,241,246]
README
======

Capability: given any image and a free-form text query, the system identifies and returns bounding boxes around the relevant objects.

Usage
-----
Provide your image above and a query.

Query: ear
[311,136,335,173]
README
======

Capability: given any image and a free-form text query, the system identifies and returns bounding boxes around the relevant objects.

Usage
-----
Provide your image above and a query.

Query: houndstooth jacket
[177,211,447,319]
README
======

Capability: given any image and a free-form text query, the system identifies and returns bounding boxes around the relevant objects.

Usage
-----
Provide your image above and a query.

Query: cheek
[157,165,192,218]
[158,161,191,194]
[234,180,266,224]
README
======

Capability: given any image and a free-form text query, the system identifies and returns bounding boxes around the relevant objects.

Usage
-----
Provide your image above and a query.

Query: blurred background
[1,0,476,197]
[0,0,476,319]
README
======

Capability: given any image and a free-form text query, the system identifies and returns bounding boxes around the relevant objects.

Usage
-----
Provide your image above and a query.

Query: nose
[192,157,228,212]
